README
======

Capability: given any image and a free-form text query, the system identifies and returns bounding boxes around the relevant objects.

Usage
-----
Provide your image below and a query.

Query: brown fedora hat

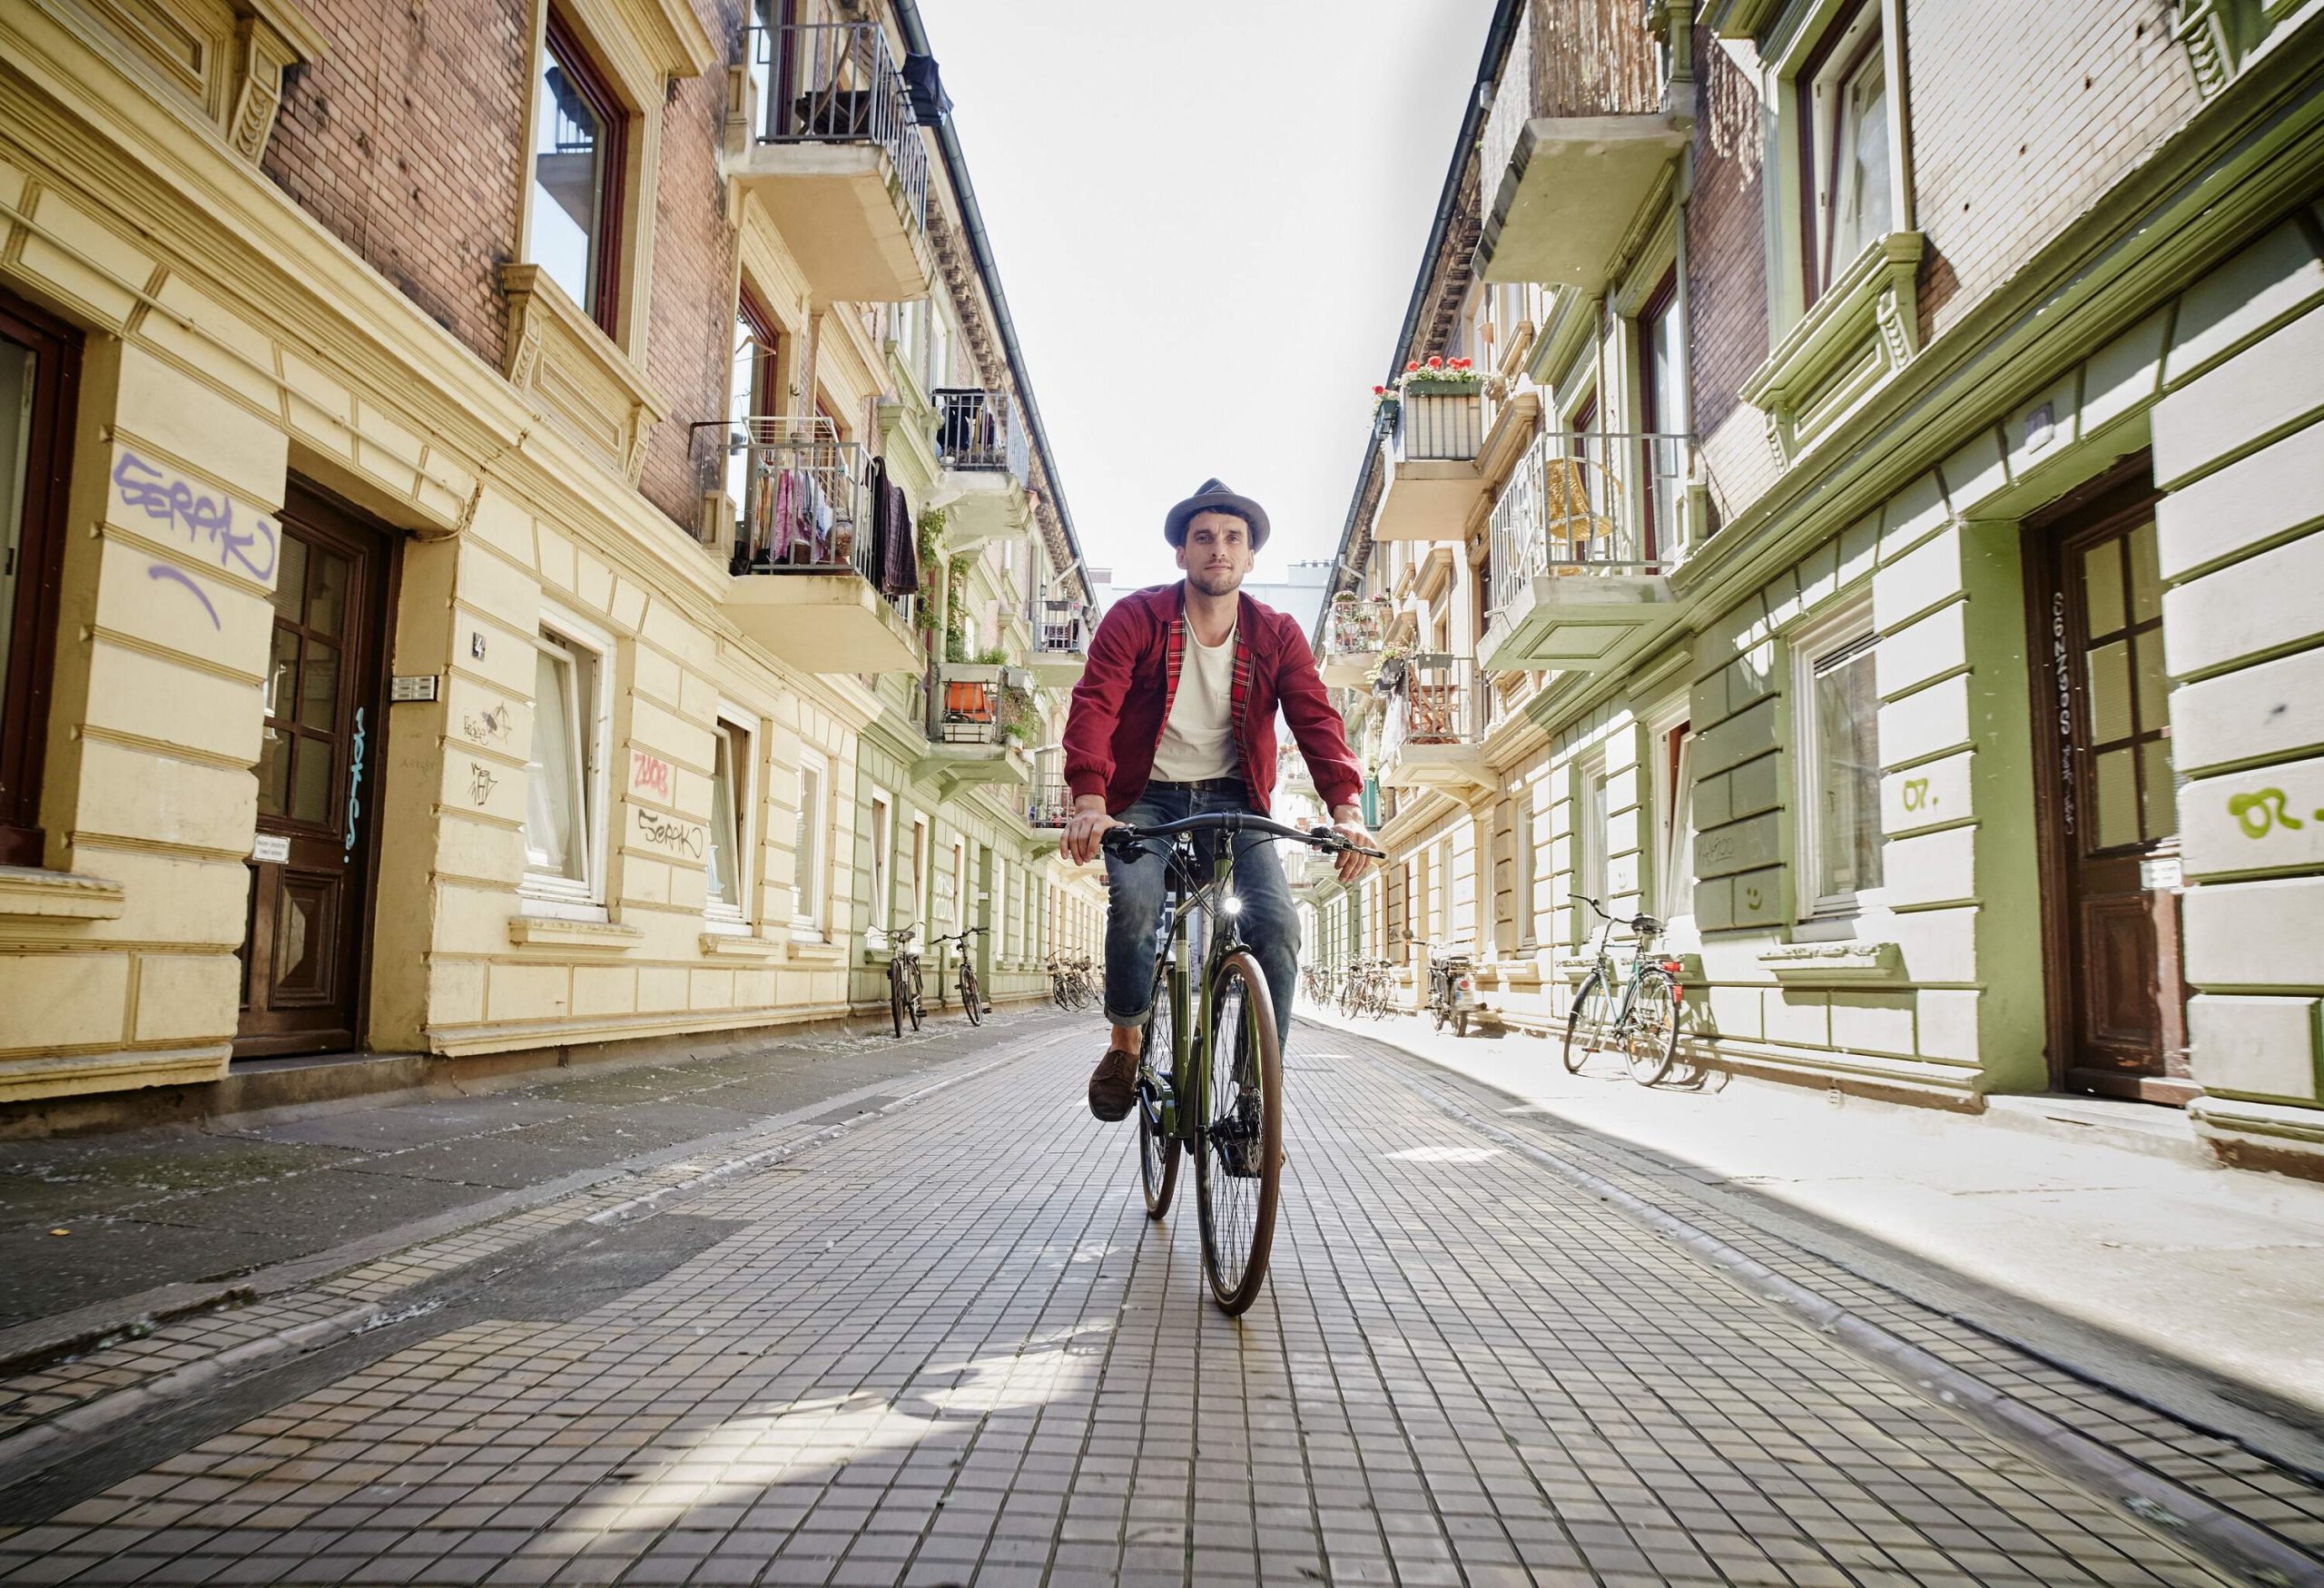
[1163,478,1270,550]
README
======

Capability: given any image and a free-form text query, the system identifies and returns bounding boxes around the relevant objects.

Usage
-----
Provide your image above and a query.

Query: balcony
[1480,429,1690,675]
[1377,656,1492,797]
[916,666,1031,794]
[1374,386,1484,541]
[932,388,1030,544]
[1026,597,1090,686]
[1276,739,1315,795]
[1022,780,1072,829]
[731,21,931,304]
[1473,2,1689,288]
[720,419,922,674]
[1319,597,1388,688]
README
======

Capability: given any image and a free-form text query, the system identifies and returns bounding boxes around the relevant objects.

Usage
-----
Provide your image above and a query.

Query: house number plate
[251,833,291,864]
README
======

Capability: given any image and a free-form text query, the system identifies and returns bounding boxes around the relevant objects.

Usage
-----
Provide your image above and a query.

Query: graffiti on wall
[635,806,705,860]
[113,451,278,583]
[629,750,674,801]
[145,564,222,628]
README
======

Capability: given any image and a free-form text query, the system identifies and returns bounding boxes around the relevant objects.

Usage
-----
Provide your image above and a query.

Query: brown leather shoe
[1088,1048,1138,1121]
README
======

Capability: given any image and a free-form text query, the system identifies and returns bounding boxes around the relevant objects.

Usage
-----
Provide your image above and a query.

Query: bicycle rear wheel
[1195,951,1282,1316]
[960,963,983,1026]
[891,964,907,1039]
[1562,972,1614,1073]
[1625,968,1681,1087]
[1136,972,1179,1219]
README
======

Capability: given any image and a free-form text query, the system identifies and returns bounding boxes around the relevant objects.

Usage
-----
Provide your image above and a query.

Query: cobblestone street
[2,1012,2320,1586]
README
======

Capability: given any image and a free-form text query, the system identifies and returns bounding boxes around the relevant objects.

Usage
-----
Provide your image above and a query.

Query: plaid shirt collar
[1161,583,1256,775]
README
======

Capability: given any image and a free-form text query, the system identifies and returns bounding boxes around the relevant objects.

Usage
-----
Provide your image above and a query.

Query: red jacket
[1064,583,1364,819]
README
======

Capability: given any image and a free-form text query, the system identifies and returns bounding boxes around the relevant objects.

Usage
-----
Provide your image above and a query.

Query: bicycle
[886,923,925,1038]
[1049,954,1096,1012]
[1423,942,1479,1038]
[1104,814,1382,1316]
[1561,895,1684,1085]
[931,925,990,1025]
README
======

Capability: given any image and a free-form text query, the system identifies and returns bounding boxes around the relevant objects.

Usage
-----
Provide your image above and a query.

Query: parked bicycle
[1338,958,1395,1020]
[1562,895,1684,1085]
[885,923,926,1038]
[1106,813,1383,1315]
[930,925,990,1025]
[1299,962,1335,1004]
[1049,953,1096,1012]
[1424,942,1480,1038]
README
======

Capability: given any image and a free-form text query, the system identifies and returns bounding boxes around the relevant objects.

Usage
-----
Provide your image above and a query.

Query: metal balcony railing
[1023,782,1072,828]
[938,676,1002,745]
[746,20,929,231]
[1379,656,1482,769]
[1487,429,1696,615]
[719,417,912,621]
[1030,597,1089,655]
[1324,597,1389,658]
[934,389,1029,485]
[1391,386,1484,463]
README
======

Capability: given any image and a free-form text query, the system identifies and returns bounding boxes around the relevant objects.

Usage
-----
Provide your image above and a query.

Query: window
[1638,271,1683,558]
[1577,753,1610,922]
[910,814,931,931]
[705,715,753,927]
[1799,5,1894,304]
[0,292,79,868]
[1795,608,1884,916]
[793,752,827,930]
[529,12,627,332]
[523,623,608,907]
[1512,794,1536,951]
[869,790,893,940]
[1653,713,1697,922]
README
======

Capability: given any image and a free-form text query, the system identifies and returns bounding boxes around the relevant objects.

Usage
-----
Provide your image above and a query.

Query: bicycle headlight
[1223,895,1243,915]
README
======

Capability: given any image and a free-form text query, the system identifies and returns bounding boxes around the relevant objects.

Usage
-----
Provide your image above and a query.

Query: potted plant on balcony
[1367,635,1421,695]
[1369,384,1400,438]
[1392,357,1483,462]
[1396,354,1481,395]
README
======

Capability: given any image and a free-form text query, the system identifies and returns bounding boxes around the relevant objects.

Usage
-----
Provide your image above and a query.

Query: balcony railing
[935,388,1029,485]
[1023,782,1072,828]
[1391,386,1484,463]
[1380,656,1482,764]
[1487,429,1694,615]
[747,20,928,231]
[1031,597,1089,655]
[1325,596,1388,656]
[938,676,1002,745]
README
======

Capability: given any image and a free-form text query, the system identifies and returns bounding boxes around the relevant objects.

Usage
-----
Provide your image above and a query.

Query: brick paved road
[1,1011,2316,1586]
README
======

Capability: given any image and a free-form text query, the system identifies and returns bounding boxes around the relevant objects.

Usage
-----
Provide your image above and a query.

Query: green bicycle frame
[1153,839,1245,1148]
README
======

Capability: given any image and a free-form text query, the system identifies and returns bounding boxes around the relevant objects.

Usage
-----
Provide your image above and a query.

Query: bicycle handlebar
[1100,813,1385,859]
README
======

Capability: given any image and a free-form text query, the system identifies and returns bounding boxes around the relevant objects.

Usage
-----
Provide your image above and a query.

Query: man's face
[1177,511,1255,597]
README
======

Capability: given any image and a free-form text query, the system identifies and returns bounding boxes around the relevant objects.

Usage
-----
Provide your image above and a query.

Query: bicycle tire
[1194,951,1282,1317]
[1625,968,1681,1088]
[960,963,983,1026]
[1563,972,1613,1074]
[1136,971,1179,1220]
[908,966,922,1032]
[891,963,907,1039]
[1453,1009,1469,1039]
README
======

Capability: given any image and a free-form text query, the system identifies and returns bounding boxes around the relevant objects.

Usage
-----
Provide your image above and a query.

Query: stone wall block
[2080,306,2171,438]
[0,953,130,1053]
[1873,525,1965,632]
[487,962,572,1022]
[2190,994,2321,1100]
[2155,420,2324,579]
[1939,427,2011,516]
[1696,696,1778,778]
[1883,752,1974,837]
[1696,812,1782,881]
[2162,221,2324,390]
[2182,876,2324,990]
[573,965,639,1018]
[72,740,256,859]
[1876,602,1968,698]
[2171,647,2324,774]
[131,953,239,1043]
[2161,528,2324,679]
[2181,755,2324,879]
[1877,472,1951,561]
[112,347,288,505]
[1831,990,1916,1057]
[1884,825,1978,909]
[1765,987,1831,1048]
[1878,675,1973,768]
[2152,302,2324,486]
[1915,988,1982,1062]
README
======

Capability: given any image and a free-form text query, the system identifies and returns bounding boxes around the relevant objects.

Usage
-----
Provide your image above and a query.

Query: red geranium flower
[1405,360,1420,372]
[1427,355,1443,369]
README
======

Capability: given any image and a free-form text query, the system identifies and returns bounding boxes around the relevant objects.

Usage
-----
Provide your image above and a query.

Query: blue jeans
[1103,781,1299,1045]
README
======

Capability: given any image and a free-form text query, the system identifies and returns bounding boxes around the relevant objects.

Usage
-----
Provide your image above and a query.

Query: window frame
[909,813,931,934]
[704,709,756,930]
[1794,1,1892,307]
[867,787,893,945]
[1649,700,1697,925]
[529,8,631,336]
[1576,751,1610,929]
[0,291,81,870]
[519,611,615,917]
[792,749,828,934]
[1791,597,1885,921]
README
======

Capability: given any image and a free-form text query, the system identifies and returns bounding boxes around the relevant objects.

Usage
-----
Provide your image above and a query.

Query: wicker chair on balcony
[1406,684,1462,745]
[1541,456,1619,567]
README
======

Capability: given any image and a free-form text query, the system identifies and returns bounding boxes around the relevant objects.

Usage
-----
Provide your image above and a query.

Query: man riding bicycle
[1060,479,1375,1121]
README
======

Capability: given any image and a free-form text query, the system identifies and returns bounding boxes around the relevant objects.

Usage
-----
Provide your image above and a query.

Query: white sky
[926,1,1498,596]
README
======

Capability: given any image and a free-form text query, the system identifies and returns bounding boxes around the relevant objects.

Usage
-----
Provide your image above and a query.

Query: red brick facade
[263,0,742,534]
[262,0,529,369]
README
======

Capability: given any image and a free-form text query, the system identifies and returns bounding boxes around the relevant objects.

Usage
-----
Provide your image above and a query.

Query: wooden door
[236,488,390,1058]
[2027,470,2191,1102]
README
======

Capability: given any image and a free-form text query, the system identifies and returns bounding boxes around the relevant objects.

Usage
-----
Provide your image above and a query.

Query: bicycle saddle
[1630,913,1665,935]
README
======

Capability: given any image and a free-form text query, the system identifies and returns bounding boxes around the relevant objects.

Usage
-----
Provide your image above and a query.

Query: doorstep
[1980,1091,2216,1170]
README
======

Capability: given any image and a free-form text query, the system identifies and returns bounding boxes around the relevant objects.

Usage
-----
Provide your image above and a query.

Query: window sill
[508,916,644,952]
[0,864,126,922]
[786,933,844,965]
[1758,941,1902,984]
[499,264,669,486]
[1740,231,1924,470]
[700,929,778,960]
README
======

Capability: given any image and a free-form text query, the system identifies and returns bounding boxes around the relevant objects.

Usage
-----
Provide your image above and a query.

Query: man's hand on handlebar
[1327,804,1377,885]
[1063,794,1118,866]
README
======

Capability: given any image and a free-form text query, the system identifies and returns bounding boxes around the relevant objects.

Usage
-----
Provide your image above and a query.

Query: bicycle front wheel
[1195,951,1282,1317]
[891,964,907,1039]
[1562,972,1614,1074]
[1136,973,1179,1220]
[960,964,983,1026]
[1625,969,1681,1087]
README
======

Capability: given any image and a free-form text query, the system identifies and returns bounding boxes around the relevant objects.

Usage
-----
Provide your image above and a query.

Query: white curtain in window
[1813,646,1883,901]
[525,643,584,880]
[706,725,743,914]
[794,763,822,923]
[1832,51,1892,271]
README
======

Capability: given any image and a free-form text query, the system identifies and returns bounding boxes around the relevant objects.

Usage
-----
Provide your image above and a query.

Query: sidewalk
[1306,1004,2324,1433]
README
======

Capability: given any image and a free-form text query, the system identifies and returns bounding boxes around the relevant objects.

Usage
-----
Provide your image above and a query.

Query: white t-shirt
[1150,620,1238,782]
